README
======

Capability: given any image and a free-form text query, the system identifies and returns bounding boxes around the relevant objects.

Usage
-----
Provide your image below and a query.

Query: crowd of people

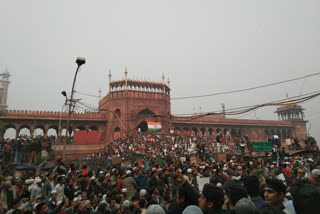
[0,136,53,164]
[0,132,319,214]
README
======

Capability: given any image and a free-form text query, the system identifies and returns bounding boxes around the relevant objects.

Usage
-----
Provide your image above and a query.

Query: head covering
[35,177,42,183]
[25,178,34,185]
[123,200,130,208]
[182,205,203,214]
[126,170,132,175]
[146,204,166,214]
[232,175,241,181]
[187,168,192,173]
[235,198,256,214]
[122,188,128,193]
[308,158,314,162]
[265,179,286,193]
[51,190,57,194]
[140,189,147,197]
[312,169,320,175]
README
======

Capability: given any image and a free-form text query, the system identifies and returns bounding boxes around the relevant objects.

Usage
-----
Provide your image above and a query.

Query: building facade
[0,72,308,159]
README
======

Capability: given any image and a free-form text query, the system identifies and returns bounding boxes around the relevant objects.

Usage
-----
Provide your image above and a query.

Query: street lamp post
[62,57,86,159]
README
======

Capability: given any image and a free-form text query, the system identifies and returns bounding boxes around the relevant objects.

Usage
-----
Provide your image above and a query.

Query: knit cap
[146,204,166,214]
[182,205,203,214]
[235,198,256,214]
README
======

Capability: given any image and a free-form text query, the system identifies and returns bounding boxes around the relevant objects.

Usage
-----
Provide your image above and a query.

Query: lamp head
[61,91,67,97]
[76,57,86,67]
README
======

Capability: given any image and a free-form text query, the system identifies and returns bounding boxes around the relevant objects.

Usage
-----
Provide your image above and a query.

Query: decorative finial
[167,77,170,86]
[99,88,102,101]
[193,105,196,115]
[108,70,112,82]
[221,103,225,113]
[124,68,128,90]
[199,106,203,114]
[162,73,165,83]
[108,70,112,92]
[1,66,10,76]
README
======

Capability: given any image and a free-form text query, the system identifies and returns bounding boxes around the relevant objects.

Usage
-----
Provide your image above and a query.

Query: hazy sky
[1,0,320,143]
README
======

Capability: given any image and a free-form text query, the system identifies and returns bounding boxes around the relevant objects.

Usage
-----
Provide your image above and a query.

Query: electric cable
[171,72,320,100]
[73,72,320,100]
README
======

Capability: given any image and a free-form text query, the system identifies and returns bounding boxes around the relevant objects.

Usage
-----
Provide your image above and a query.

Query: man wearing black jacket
[167,173,200,214]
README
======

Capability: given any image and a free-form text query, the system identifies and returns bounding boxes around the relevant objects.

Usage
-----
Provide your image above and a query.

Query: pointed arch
[137,121,148,132]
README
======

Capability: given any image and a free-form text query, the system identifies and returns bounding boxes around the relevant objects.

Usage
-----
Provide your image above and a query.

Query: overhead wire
[173,90,320,116]
[171,72,320,100]
[74,91,100,98]
[76,91,320,127]
[73,72,320,100]
[171,91,320,122]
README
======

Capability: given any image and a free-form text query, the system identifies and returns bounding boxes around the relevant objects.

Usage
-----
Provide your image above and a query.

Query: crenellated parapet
[110,79,170,96]
[0,109,105,121]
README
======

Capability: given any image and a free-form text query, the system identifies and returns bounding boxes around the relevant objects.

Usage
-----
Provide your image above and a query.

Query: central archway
[137,121,148,132]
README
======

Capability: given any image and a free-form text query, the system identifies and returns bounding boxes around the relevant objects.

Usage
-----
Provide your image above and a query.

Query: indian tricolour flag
[148,122,162,132]
[135,149,147,157]
[290,158,299,170]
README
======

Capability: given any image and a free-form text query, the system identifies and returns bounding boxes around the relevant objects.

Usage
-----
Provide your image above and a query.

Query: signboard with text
[252,142,272,151]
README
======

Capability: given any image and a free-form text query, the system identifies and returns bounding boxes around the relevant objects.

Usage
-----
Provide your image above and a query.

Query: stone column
[85,125,89,132]
[44,126,49,139]
[30,125,35,139]
[14,124,20,139]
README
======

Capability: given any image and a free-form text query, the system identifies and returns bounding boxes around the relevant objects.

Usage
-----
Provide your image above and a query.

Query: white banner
[197,177,210,193]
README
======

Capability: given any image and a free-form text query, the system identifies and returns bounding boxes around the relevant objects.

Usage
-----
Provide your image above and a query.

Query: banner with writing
[252,142,272,151]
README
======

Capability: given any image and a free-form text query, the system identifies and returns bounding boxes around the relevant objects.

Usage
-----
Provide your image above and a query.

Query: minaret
[162,73,165,94]
[108,70,112,92]
[0,67,10,110]
[124,68,128,90]
[221,103,226,118]
[98,88,102,101]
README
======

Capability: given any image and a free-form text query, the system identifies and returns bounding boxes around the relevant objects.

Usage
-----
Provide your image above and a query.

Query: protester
[198,184,228,214]
[263,178,292,214]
